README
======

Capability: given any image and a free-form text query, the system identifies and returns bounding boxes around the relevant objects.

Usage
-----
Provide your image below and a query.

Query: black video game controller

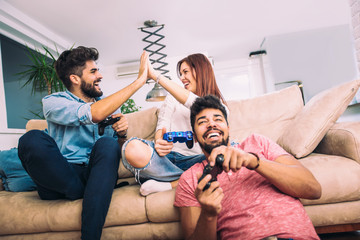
[163,131,194,149]
[98,116,120,136]
[198,154,224,191]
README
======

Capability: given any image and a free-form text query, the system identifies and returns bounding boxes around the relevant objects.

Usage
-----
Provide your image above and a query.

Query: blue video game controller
[163,131,194,149]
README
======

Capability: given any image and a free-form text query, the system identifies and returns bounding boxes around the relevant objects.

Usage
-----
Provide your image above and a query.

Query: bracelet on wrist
[247,152,260,170]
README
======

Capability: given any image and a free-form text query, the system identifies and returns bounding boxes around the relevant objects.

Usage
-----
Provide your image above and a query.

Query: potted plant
[120,98,141,114]
[15,45,65,119]
[17,45,65,96]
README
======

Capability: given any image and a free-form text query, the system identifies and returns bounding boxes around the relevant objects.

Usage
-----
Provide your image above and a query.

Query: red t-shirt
[174,134,319,240]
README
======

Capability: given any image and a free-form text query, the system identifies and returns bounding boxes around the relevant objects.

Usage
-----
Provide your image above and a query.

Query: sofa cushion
[102,222,182,240]
[117,161,134,179]
[278,79,360,158]
[304,200,360,227]
[227,85,303,142]
[0,148,36,192]
[0,185,147,235]
[146,189,180,223]
[126,107,159,140]
[299,153,360,206]
[116,107,159,179]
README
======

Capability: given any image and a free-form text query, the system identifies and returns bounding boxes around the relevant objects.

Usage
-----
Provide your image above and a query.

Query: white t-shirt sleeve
[184,92,198,108]
[156,94,177,132]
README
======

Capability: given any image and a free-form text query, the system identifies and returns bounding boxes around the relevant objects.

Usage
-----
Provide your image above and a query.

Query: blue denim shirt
[42,91,120,164]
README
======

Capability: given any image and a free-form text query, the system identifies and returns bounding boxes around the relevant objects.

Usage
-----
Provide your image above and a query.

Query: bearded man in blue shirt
[18,46,149,240]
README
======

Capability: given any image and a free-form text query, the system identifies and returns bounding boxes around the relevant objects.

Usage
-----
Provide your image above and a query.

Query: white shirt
[156,92,203,156]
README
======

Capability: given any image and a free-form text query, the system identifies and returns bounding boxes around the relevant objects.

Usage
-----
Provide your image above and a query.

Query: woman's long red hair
[177,53,226,105]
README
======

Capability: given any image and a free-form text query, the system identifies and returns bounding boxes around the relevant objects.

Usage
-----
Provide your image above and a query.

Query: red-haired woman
[122,53,227,196]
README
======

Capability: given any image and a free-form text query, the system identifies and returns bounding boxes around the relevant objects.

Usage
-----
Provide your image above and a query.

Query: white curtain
[248,53,274,97]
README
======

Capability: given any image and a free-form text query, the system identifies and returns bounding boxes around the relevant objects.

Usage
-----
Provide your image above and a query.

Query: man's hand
[207,145,259,173]
[195,172,223,217]
[111,113,128,137]
[154,127,174,156]
[146,53,160,81]
[138,51,149,84]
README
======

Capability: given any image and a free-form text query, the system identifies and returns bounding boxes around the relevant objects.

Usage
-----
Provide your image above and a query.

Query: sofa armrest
[26,119,47,132]
[314,121,360,164]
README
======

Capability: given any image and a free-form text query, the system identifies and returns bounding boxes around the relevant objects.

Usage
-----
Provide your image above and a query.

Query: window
[214,59,250,101]
[0,34,45,130]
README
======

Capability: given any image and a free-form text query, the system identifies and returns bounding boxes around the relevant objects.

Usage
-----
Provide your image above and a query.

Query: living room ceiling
[2,0,351,66]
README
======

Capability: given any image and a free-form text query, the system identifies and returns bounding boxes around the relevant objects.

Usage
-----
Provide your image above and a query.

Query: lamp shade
[146,83,168,102]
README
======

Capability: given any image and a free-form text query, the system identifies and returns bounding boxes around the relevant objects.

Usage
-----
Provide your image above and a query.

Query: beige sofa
[1,79,360,239]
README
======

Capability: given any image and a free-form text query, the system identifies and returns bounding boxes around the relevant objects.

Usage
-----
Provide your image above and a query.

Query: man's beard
[199,136,230,155]
[80,79,103,98]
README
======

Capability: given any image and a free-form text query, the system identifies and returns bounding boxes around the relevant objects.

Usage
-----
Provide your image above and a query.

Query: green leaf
[120,98,142,114]
[16,44,66,95]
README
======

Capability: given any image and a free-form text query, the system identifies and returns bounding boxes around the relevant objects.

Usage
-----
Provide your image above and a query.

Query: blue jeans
[18,130,120,240]
[121,137,205,183]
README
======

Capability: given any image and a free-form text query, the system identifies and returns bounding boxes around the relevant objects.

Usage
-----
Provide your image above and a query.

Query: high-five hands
[154,127,174,156]
[145,52,160,81]
[138,50,162,84]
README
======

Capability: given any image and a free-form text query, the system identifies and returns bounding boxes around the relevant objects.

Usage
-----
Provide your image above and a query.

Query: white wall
[0,133,24,150]
[100,64,162,111]
[264,24,359,102]
[263,24,360,122]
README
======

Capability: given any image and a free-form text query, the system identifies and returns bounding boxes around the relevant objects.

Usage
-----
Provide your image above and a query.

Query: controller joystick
[163,131,194,149]
[198,154,224,191]
[98,116,120,136]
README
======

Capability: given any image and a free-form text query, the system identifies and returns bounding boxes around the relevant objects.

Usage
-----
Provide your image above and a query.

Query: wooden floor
[319,231,360,240]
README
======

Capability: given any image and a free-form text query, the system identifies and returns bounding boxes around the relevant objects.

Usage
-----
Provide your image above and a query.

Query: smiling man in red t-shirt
[174,95,322,240]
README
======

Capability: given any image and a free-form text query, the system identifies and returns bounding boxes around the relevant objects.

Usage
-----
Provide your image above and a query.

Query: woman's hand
[146,54,160,81]
[154,128,173,156]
